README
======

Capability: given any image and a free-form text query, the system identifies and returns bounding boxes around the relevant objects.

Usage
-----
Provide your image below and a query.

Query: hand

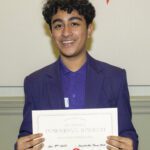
[16,133,45,150]
[106,136,133,150]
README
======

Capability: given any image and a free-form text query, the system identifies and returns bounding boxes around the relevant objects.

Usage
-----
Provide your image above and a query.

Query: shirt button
[72,94,76,98]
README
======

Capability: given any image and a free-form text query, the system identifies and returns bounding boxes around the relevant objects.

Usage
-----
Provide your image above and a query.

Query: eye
[53,24,63,30]
[71,22,80,27]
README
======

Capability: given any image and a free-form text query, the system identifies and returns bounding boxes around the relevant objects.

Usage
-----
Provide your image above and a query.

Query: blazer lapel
[85,55,104,108]
[46,60,65,109]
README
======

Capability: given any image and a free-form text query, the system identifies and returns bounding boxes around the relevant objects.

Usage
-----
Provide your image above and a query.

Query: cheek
[51,31,61,41]
[74,30,87,40]
[78,31,88,43]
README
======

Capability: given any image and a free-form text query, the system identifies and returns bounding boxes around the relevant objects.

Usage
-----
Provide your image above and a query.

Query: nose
[62,25,72,37]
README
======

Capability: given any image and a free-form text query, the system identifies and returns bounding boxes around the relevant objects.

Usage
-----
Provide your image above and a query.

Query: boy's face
[51,9,93,58]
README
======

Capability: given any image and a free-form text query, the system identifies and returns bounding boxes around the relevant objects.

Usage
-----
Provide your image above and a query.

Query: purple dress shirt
[60,60,87,109]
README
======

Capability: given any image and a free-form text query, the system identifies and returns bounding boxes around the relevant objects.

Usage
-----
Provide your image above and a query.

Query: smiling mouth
[61,40,75,47]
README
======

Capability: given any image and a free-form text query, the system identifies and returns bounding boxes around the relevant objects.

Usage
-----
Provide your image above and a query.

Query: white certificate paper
[32,108,118,150]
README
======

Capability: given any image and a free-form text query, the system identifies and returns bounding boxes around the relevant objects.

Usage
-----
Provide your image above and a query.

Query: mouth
[61,40,75,47]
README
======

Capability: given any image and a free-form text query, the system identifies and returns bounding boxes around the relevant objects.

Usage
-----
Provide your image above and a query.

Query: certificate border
[33,108,118,136]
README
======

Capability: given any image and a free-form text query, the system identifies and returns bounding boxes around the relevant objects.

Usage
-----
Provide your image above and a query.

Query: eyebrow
[52,16,83,24]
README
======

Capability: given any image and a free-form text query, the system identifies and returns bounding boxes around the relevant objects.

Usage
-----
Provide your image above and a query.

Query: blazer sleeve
[18,76,33,138]
[117,69,138,150]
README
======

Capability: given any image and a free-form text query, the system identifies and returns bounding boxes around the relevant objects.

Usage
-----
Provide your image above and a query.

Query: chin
[61,53,77,58]
[60,50,77,57]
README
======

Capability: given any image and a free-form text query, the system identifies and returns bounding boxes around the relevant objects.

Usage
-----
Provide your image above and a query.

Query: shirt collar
[59,57,87,75]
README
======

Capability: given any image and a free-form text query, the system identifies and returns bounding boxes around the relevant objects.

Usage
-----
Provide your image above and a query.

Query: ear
[87,23,94,38]
[49,26,52,37]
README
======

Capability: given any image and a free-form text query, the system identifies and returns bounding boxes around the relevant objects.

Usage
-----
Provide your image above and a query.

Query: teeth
[62,40,73,44]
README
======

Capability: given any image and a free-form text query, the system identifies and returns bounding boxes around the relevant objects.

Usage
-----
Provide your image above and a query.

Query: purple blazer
[18,54,138,149]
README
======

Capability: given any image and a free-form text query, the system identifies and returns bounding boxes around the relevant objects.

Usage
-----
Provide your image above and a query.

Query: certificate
[32,108,118,150]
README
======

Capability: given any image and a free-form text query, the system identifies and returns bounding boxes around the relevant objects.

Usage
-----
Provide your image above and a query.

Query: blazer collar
[87,53,104,73]
[85,54,105,108]
[45,58,65,109]
[46,53,104,78]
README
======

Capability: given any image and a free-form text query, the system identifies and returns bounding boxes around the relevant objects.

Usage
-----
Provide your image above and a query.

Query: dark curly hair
[42,0,96,29]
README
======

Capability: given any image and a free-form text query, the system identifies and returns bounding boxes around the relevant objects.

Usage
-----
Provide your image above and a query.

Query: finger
[108,136,131,144]
[24,137,45,149]
[23,133,43,142]
[107,145,119,150]
[106,139,125,149]
[108,135,133,148]
[33,143,44,150]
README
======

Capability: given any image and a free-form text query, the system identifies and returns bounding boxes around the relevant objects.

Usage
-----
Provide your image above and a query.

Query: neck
[60,53,87,72]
